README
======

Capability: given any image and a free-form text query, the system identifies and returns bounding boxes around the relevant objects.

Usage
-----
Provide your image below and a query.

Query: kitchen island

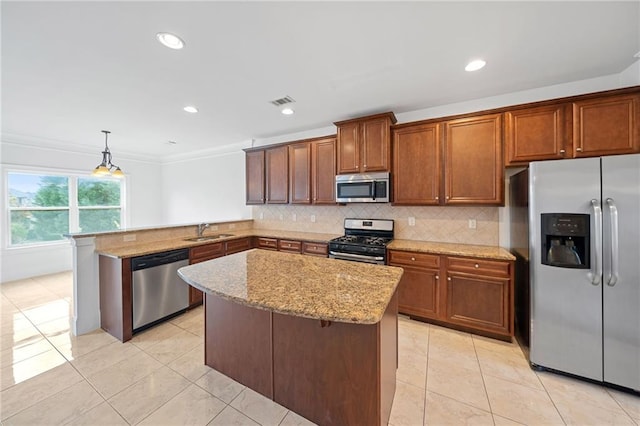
[178,249,404,426]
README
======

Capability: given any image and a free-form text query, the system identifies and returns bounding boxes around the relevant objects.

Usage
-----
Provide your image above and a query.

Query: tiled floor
[1,272,639,425]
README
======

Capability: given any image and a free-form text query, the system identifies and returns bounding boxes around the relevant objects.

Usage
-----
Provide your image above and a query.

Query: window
[7,172,124,246]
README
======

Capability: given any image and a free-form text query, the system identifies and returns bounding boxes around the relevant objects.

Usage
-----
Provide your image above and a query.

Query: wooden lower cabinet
[301,241,328,257]
[225,237,253,255]
[278,239,302,253]
[256,237,328,257]
[189,242,225,307]
[256,237,278,250]
[390,250,514,340]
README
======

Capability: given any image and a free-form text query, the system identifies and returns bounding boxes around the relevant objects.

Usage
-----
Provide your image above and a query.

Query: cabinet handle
[559,149,566,154]
[576,147,583,152]
[447,277,452,281]
[475,263,479,268]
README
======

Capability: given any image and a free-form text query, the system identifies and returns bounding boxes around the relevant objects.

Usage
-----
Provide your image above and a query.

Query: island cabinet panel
[266,145,289,204]
[246,150,265,204]
[301,241,328,257]
[289,142,311,204]
[573,93,640,157]
[225,237,253,255]
[311,137,336,204]
[388,250,442,320]
[443,113,504,205]
[272,292,397,426]
[204,295,273,398]
[335,112,396,174]
[505,104,571,165]
[189,242,225,307]
[392,123,441,205]
[444,256,513,339]
[99,255,132,342]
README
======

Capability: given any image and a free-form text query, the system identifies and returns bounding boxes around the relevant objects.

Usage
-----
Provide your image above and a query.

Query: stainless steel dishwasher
[131,248,190,332]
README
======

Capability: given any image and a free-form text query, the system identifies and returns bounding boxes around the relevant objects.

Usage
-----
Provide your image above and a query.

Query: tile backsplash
[252,205,499,246]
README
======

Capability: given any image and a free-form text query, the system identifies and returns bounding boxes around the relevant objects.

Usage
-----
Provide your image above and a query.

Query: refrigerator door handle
[591,199,602,286]
[605,198,619,286]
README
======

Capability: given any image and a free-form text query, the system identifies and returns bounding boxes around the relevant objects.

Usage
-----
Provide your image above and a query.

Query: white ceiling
[2,1,639,162]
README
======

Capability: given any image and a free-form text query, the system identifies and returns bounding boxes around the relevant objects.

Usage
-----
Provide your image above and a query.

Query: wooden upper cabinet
[505,104,570,165]
[443,113,504,205]
[392,123,441,205]
[289,142,311,204]
[266,145,288,204]
[573,93,639,157]
[311,137,336,204]
[335,112,396,174]
[246,150,265,204]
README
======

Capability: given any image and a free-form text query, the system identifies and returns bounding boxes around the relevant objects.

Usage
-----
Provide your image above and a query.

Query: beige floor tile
[130,321,184,351]
[175,313,205,336]
[424,391,494,425]
[279,410,317,426]
[0,362,83,420]
[70,340,142,377]
[0,346,67,390]
[0,311,33,336]
[143,328,202,364]
[0,336,55,369]
[20,299,71,325]
[608,389,640,421]
[389,380,425,426]
[0,323,42,350]
[472,334,524,356]
[169,305,203,327]
[3,380,103,425]
[196,368,246,404]
[426,357,489,411]
[484,374,565,425]
[492,414,526,425]
[167,343,211,382]
[108,366,190,424]
[86,350,163,398]
[230,387,288,425]
[138,383,226,425]
[209,405,260,426]
[66,401,128,426]
[476,346,545,391]
[46,327,119,361]
[397,350,428,389]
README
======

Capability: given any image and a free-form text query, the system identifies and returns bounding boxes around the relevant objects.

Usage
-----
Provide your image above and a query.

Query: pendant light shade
[92,130,124,178]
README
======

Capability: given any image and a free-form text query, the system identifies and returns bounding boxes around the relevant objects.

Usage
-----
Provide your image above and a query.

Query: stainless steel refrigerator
[526,154,639,391]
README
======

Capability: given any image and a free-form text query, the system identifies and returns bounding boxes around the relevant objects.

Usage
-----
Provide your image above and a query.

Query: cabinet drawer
[190,242,224,264]
[225,237,252,255]
[446,256,510,277]
[257,237,278,250]
[302,242,328,257]
[388,250,440,269]
[278,239,302,253]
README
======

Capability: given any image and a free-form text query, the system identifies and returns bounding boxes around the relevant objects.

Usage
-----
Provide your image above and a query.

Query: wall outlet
[123,234,137,242]
[292,214,297,222]
[259,212,264,220]
[310,214,316,223]
[468,219,477,229]
[279,214,283,221]
[408,217,416,226]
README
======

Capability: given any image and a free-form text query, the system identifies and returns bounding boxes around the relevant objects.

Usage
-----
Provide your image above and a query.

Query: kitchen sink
[184,233,234,242]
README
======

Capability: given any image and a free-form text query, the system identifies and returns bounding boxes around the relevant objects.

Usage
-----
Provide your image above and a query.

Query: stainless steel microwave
[335,172,390,203]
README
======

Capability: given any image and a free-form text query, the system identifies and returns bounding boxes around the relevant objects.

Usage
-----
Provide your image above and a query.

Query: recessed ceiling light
[183,106,198,113]
[281,107,294,115]
[156,32,185,50]
[167,140,178,145]
[465,59,486,72]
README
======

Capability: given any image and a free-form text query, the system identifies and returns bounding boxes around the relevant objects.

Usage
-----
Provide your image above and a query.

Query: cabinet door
[301,242,328,257]
[289,143,311,204]
[445,272,510,336]
[246,150,265,204]
[361,118,391,172]
[392,123,441,205]
[573,93,639,157]
[311,138,336,204]
[396,266,441,320]
[505,104,570,165]
[336,122,360,174]
[266,146,289,204]
[443,114,504,205]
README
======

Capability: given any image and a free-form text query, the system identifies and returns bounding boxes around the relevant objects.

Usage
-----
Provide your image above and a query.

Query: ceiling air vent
[270,96,295,107]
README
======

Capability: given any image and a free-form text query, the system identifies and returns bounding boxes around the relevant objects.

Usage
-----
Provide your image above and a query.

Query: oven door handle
[329,251,384,263]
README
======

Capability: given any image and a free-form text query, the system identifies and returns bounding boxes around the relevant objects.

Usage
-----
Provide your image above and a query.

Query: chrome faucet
[197,223,210,237]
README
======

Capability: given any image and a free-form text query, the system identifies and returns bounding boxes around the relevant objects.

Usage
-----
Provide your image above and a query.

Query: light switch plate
[311,215,316,223]
[292,214,297,222]
[468,219,477,229]
[259,212,264,220]
[408,217,416,226]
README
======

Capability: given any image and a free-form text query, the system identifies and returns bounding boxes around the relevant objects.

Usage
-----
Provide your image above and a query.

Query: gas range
[329,218,394,264]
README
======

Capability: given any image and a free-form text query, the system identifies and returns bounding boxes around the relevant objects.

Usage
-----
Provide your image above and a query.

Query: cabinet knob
[411,257,416,261]
[475,263,479,268]
[435,196,439,201]
[435,275,439,280]
[447,277,452,281]
[576,147,583,152]
[559,149,566,154]
[446,196,450,200]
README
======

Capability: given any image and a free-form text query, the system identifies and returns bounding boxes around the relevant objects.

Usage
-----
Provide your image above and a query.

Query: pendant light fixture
[92,130,124,178]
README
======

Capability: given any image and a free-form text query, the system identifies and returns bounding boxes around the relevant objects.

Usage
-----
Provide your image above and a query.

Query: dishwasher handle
[131,249,190,271]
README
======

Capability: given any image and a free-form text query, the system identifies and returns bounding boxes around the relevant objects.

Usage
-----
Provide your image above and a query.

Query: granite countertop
[388,239,515,261]
[178,249,404,325]
[96,229,341,258]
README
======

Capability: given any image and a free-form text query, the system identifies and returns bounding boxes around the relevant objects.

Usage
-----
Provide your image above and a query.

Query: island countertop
[178,249,404,325]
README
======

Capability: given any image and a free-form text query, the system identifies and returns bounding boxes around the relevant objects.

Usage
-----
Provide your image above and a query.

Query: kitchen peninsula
[178,249,404,426]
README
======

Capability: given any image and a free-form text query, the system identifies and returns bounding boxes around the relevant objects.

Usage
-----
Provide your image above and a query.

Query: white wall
[0,140,164,282]
[161,149,251,224]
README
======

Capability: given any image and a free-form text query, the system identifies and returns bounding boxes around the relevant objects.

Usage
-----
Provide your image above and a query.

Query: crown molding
[159,140,252,165]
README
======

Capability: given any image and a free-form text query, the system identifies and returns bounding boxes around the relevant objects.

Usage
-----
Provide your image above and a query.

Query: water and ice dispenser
[540,213,590,269]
